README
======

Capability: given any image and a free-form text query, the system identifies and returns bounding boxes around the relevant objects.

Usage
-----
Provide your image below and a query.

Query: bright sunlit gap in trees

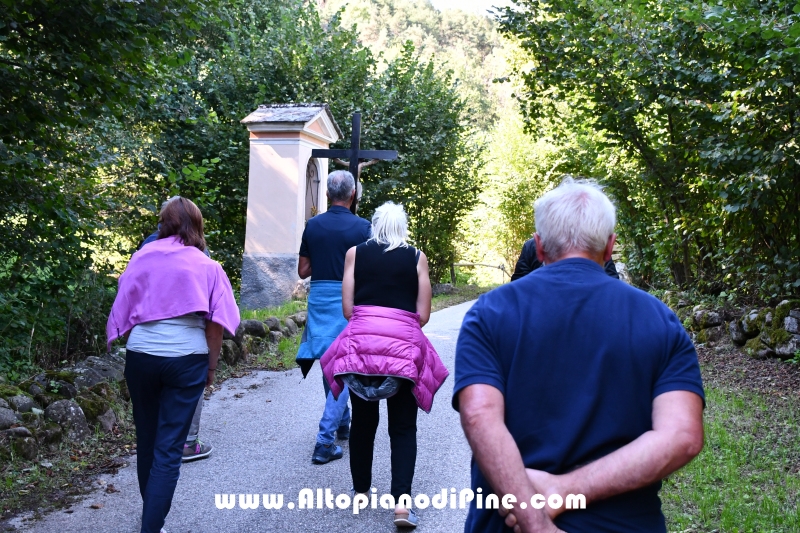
[429,0,512,16]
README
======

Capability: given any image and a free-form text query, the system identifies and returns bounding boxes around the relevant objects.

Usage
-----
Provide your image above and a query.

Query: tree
[321,0,511,130]
[356,44,484,281]
[0,0,484,375]
[117,1,482,286]
[498,0,800,297]
[0,0,216,374]
[105,0,379,282]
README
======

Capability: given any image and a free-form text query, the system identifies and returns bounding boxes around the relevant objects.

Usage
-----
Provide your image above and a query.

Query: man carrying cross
[296,170,371,464]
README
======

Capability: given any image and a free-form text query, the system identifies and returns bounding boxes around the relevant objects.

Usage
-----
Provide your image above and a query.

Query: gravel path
[13,300,476,533]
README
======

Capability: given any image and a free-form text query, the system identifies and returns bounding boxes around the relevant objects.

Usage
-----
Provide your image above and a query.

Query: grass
[248,333,301,371]
[661,386,800,532]
[240,300,307,322]
[431,283,498,312]
[232,300,307,372]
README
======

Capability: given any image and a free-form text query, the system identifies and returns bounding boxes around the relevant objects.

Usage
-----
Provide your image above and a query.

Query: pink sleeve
[208,264,241,336]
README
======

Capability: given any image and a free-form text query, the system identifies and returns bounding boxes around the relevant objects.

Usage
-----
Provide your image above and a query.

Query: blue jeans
[317,374,350,445]
[125,350,207,533]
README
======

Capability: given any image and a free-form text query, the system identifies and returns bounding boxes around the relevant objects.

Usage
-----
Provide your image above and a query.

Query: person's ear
[603,234,616,263]
[533,233,546,264]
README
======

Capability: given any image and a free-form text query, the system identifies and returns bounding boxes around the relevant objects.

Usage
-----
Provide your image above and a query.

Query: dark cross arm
[310,149,398,160]
[357,150,397,160]
[312,112,398,214]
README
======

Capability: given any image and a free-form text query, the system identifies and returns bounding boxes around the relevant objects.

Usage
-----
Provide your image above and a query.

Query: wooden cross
[311,112,397,214]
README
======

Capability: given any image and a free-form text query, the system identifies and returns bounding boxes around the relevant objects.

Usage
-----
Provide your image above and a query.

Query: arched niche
[304,158,321,221]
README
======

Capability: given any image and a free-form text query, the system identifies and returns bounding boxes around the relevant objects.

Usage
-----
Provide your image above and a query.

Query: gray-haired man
[296,170,371,464]
[453,179,704,532]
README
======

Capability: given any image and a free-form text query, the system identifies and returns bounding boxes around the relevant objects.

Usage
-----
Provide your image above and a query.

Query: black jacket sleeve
[511,239,542,281]
[604,260,620,279]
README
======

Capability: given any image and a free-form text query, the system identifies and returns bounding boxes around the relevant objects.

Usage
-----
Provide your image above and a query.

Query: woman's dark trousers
[124,350,207,533]
[349,381,418,500]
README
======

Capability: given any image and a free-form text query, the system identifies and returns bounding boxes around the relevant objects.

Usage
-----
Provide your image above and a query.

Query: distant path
[14,300,477,533]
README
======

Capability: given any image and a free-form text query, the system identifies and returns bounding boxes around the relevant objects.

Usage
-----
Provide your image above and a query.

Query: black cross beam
[311,112,397,214]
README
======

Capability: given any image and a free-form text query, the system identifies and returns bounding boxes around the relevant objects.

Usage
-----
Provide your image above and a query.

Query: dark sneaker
[311,443,343,464]
[337,424,350,440]
[394,508,419,528]
[182,439,213,462]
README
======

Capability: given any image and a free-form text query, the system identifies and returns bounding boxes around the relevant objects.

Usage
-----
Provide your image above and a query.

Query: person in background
[321,202,449,529]
[138,199,213,462]
[454,179,704,533]
[108,197,239,533]
[511,235,620,281]
[295,170,371,464]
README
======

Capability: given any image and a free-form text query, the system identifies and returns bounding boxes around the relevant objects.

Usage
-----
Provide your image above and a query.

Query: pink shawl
[106,236,240,350]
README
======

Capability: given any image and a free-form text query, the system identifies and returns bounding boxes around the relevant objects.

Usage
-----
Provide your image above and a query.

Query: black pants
[349,381,418,499]
[124,350,207,533]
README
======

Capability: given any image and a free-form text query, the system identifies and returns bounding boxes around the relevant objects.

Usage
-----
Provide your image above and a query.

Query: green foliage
[321,0,516,280]
[0,0,217,374]
[321,0,511,130]
[498,0,800,298]
[240,301,307,323]
[0,0,481,373]
[357,43,484,281]
[114,0,481,283]
[105,0,380,282]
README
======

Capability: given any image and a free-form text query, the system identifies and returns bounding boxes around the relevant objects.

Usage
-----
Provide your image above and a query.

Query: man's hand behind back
[499,390,704,531]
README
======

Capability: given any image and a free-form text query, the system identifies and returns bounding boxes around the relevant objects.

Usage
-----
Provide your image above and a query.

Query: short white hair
[369,202,409,252]
[534,177,616,259]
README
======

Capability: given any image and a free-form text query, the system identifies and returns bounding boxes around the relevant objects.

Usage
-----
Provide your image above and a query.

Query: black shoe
[337,424,350,440]
[312,443,343,464]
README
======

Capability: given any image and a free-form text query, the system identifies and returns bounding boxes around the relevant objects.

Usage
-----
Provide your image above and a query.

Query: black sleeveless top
[353,240,419,313]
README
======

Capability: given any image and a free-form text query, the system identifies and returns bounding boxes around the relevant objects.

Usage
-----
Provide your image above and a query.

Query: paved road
[14,300,477,533]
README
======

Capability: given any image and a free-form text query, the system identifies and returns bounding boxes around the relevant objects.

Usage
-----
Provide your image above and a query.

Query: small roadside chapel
[239,103,342,309]
[239,103,398,309]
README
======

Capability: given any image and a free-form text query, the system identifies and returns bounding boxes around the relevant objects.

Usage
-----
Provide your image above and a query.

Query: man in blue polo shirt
[297,170,371,464]
[453,179,704,533]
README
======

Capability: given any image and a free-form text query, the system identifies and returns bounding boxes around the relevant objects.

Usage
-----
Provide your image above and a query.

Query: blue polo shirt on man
[453,258,704,533]
[299,205,371,281]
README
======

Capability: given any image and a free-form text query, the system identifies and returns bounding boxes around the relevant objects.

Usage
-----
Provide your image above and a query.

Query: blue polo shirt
[299,206,371,281]
[453,258,704,533]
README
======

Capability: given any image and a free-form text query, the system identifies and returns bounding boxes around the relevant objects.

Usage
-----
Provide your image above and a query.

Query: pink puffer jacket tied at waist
[320,305,449,413]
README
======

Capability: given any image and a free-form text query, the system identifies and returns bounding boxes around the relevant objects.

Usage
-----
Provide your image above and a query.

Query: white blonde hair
[369,201,409,252]
[534,177,616,259]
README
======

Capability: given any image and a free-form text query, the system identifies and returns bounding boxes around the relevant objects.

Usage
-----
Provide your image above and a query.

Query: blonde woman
[321,202,449,528]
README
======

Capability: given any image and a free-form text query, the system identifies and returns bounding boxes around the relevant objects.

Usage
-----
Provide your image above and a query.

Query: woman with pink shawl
[107,197,239,533]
